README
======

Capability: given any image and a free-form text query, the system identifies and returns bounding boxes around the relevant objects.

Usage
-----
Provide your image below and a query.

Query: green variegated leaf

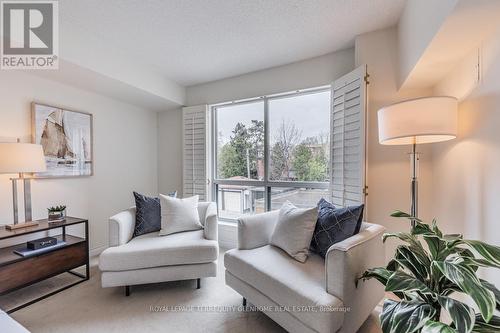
[431,219,443,238]
[412,222,434,236]
[387,259,399,271]
[459,240,500,268]
[380,299,436,333]
[455,256,500,269]
[390,210,424,223]
[422,321,456,333]
[472,314,500,333]
[394,245,429,281]
[386,271,435,300]
[383,232,418,245]
[390,210,413,218]
[381,299,399,333]
[357,267,392,286]
[433,260,496,322]
[480,279,500,310]
[358,267,406,299]
[423,233,448,260]
[444,234,464,249]
[456,248,475,257]
[444,234,463,240]
[383,233,431,270]
[454,248,480,272]
[438,296,475,333]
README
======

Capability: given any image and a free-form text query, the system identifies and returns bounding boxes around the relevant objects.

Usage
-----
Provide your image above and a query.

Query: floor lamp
[377,96,458,227]
[0,141,47,230]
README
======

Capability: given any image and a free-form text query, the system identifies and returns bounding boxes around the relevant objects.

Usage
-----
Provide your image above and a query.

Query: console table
[0,217,89,313]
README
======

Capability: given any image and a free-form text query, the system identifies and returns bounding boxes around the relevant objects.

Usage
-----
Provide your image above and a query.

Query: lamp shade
[0,143,47,174]
[378,96,458,145]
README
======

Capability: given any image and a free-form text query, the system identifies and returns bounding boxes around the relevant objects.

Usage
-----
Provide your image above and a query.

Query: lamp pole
[12,177,18,224]
[410,141,419,228]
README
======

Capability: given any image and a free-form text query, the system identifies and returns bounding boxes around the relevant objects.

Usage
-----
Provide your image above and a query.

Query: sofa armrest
[237,210,279,250]
[109,208,136,247]
[201,202,218,241]
[325,222,386,333]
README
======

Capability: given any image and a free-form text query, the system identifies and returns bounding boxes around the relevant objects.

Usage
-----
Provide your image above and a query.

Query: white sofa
[99,202,218,295]
[224,210,385,333]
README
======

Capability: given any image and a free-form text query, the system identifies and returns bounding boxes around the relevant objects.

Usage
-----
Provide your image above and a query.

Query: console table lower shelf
[0,217,89,313]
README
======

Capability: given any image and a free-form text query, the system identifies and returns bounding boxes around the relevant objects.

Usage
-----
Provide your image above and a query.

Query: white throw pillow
[159,195,203,236]
[270,201,318,263]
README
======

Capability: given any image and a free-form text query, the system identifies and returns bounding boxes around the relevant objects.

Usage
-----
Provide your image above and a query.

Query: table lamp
[378,96,458,226]
[0,141,47,230]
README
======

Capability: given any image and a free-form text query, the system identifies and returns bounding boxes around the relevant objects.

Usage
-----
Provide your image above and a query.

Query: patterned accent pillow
[310,198,364,258]
[133,191,176,237]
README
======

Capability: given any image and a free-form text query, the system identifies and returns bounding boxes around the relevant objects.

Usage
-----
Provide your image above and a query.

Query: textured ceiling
[60,0,406,86]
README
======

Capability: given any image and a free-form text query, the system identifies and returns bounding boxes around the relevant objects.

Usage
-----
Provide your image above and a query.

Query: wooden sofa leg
[196,278,201,289]
[125,285,130,296]
[242,297,247,307]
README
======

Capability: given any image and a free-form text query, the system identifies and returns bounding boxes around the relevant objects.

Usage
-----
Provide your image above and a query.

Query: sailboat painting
[32,103,93,177]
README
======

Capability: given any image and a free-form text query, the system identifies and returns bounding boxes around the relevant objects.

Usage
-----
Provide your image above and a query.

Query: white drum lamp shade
[378,96,458,145]
[0,143,47,174]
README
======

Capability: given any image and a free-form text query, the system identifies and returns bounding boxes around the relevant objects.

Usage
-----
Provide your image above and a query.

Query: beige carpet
[8,250,382,333]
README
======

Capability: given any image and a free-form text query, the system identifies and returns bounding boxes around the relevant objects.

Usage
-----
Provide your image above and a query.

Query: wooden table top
[0,217,87,240]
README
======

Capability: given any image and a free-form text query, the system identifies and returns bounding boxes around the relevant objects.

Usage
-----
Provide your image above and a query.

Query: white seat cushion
[224,245,344,333]
[100,230,218,271]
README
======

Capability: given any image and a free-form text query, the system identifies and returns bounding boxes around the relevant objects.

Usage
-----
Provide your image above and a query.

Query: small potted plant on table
[47,205,67,223]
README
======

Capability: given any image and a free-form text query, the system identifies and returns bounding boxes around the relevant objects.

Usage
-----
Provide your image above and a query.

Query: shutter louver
[330,65,367,207]
[183,105,210,201]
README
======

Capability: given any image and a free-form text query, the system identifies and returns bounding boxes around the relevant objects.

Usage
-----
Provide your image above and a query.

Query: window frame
[211,86,331,222]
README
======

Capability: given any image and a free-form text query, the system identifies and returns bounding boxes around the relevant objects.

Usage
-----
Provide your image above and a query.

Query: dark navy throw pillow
[133,191,176,237]
[310,198,364,258]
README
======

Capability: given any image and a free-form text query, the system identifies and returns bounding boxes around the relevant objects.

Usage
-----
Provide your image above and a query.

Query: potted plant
[47,205,67,222]
[359,211,500,333]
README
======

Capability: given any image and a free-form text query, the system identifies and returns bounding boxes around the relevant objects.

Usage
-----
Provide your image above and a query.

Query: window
[212,88,331,221]
[215,101,264,181]
[269,91,330,182]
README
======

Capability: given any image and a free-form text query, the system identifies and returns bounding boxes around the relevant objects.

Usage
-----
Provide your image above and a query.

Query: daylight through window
[212,87,331,221]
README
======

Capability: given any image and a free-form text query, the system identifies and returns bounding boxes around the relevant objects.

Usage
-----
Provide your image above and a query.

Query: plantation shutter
[330,65,368,207]
[183,105,210,201]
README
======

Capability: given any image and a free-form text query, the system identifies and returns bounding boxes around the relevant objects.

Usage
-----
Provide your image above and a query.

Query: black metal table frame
[0,219,90,314]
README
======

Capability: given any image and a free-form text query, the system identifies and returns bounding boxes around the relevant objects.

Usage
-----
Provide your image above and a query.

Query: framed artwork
[32,102,93,178]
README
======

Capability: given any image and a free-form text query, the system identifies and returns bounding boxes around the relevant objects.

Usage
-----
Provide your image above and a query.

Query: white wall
[431,26,500,286]
[186,49,354,106]
[397,0,500,91]
[355,27,435,262]
[0,72,158,254]
[158,108,183,196]
[397,0,458,88]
